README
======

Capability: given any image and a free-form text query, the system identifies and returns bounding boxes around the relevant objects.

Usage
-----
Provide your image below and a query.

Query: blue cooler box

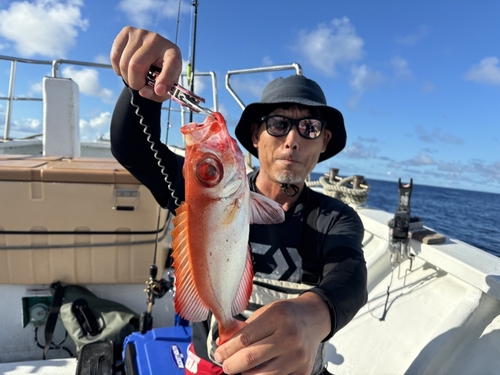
[123,326,192,374]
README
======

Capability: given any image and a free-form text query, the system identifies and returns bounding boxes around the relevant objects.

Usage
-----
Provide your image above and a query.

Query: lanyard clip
[146,66,213,116]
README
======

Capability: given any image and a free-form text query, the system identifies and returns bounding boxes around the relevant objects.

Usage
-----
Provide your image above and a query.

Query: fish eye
[196,157,223,187]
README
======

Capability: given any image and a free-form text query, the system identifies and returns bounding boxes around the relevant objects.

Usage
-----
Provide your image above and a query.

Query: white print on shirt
[185,345,200,373]
[250,243,302,282]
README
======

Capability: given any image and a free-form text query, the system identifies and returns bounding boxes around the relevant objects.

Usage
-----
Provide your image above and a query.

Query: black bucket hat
[235,74,346,162]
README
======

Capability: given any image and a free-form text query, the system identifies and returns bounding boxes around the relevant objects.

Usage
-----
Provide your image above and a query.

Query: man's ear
[251,123,260,148]
[321,129,333,153]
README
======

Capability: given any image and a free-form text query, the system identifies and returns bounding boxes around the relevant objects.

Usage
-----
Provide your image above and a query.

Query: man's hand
[214,292,331,375]
[110,26,183,102]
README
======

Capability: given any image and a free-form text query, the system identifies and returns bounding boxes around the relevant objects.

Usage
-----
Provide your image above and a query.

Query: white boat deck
[325,208,500,375]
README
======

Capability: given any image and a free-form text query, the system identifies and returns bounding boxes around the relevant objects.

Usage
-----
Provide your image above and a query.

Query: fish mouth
[182,122,213,144]
[181,114,223,144]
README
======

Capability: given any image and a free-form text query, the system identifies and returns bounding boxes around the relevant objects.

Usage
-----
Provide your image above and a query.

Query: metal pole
[3,60,17,140]
[189,0,199,122]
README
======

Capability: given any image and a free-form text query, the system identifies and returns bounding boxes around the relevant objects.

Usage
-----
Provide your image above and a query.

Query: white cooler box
[0,155,171,284]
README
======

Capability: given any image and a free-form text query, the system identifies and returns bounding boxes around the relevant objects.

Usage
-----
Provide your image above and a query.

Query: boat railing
[0,55,114,141]
[0,54,218,142]
[225,63,302,110]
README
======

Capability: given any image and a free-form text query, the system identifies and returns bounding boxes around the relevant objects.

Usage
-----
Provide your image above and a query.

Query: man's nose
[284,125,300,149]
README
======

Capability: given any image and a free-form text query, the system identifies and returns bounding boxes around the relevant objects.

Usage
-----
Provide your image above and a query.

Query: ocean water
[310,172,500,257]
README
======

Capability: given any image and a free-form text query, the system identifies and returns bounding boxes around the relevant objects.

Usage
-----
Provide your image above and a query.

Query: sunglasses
[260,115,326,140]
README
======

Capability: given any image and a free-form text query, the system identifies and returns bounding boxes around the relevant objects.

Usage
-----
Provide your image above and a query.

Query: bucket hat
[235,74,346,162]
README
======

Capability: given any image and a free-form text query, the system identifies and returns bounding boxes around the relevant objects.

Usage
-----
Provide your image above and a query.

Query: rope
[306,174,370,206]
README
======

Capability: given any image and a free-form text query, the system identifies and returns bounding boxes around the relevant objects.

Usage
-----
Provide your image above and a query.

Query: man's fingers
[155,48,182,96]
[129,31,182,96]
[221,338,279,375]
[216,315,275,362]
[110,28,129,77]
[109,26,183,101]
[124,35,160,91]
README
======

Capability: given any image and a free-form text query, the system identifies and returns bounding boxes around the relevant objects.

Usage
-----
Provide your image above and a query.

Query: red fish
[171,112,284,344]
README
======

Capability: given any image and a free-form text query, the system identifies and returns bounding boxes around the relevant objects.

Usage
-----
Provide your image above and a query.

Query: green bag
[43,281,139,360]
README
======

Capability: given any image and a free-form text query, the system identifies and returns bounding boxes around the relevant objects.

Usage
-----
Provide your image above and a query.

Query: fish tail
[219,319,247,345]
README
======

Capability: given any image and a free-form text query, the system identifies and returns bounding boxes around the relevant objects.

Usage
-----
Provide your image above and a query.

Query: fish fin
[219,319,247,345]
[231,246,254,316]
[221,198,240,226]
[249,191,285,225]
[171,202,210,322]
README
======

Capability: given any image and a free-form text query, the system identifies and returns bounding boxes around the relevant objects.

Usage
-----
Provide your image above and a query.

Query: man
[110,26,367,375]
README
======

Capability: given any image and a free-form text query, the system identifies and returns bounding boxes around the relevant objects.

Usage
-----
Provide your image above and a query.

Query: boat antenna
[188,0,199,123]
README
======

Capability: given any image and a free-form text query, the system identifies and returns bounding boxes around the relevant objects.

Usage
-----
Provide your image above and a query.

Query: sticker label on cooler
[170,344,186,369]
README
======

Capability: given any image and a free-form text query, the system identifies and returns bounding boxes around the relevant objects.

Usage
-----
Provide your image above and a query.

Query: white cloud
[27,118,41,130]
[358,136,378,143]
[396,25,431,46]
[0,0,88,57]
[118,0,190,28]
[341,141,379,159]
[420,81,435,93]
[347,64,383,107]
[262,56,274,66]
[8,117,42,137]
[295,17,364,76]
[407,152,436,166]
[79,112,111,141]
[230,77,266,101]
[415,125,463,145]
[31,81,43,94]
[470,160,500,182]
[349,64,384,92]
[61,66,114,103]
[94,54,110,65]
[391,56,412,77]
[464,57,500,85]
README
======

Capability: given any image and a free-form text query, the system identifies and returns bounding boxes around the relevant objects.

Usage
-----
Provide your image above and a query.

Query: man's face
[251,105,332,185]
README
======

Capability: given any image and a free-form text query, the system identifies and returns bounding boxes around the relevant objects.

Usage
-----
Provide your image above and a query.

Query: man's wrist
[297,291,332,341]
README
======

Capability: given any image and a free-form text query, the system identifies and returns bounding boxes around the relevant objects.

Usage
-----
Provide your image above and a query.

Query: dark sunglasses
[260,115,326,140]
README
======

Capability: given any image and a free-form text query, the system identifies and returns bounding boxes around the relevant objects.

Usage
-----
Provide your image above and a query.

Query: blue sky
[0,0,498,194]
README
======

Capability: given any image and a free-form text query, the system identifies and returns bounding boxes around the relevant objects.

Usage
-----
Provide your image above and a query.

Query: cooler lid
[0,156,139,184]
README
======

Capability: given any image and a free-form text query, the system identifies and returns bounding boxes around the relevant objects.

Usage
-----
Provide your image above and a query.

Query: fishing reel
[139,264,174,334]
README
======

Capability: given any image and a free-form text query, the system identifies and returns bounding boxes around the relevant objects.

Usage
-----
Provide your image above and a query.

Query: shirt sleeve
[308,203,368,339]
[110,86,185,213]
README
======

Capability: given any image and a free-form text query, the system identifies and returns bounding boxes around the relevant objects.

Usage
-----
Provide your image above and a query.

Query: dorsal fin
[249,191,285,225]
[171,202,210,322]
